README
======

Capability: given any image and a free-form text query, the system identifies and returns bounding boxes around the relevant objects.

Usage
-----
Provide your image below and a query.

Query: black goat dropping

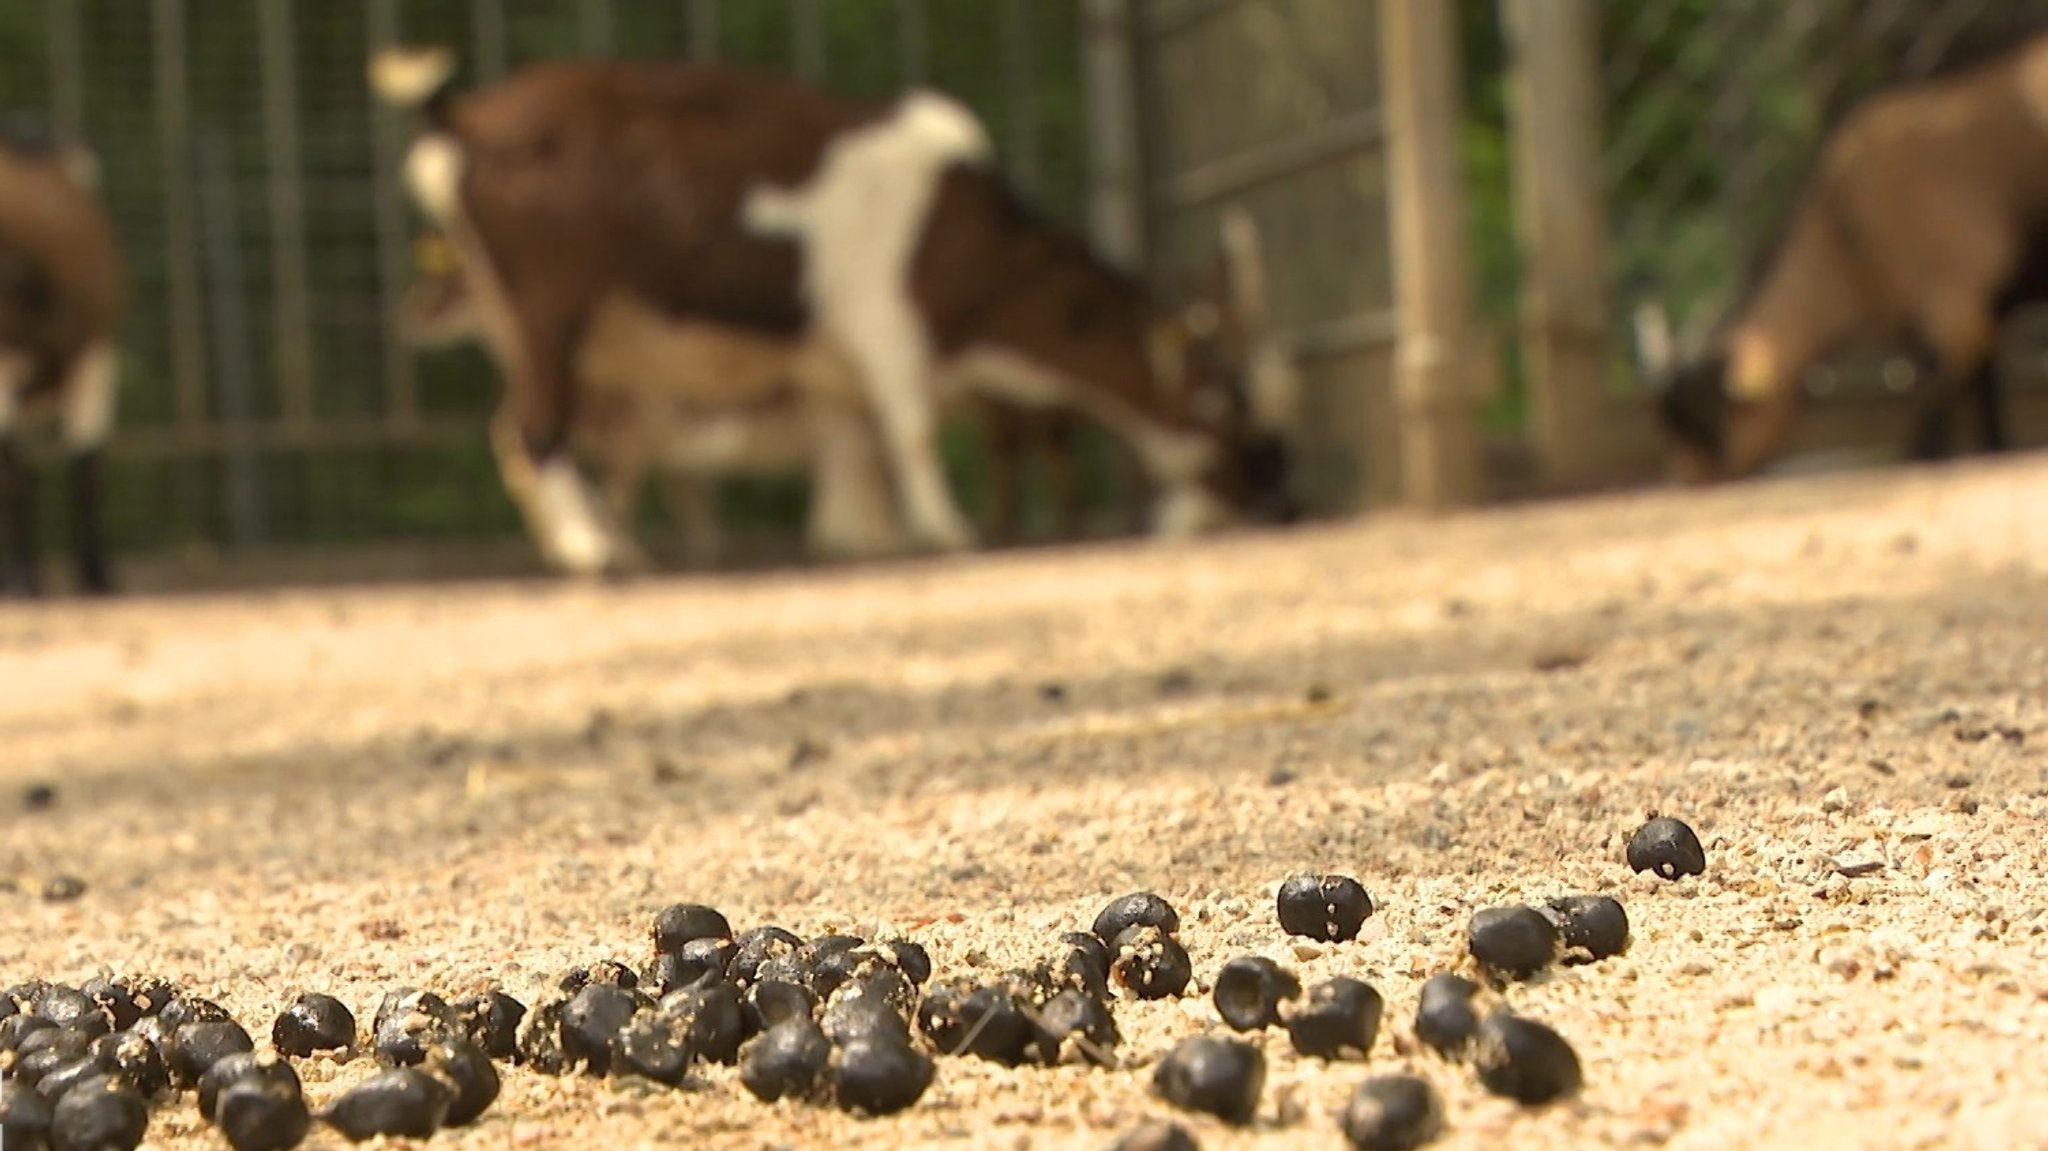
[0,814,1669,1145]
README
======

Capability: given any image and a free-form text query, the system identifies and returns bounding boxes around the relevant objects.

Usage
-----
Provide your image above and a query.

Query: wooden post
[1080,0,1145,272]
[259,0,316,431]
[1378,0,1483,509]
[1503,0,1611,485]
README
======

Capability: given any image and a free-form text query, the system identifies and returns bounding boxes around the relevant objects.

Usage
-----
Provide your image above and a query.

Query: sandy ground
[2,453,2046,1151]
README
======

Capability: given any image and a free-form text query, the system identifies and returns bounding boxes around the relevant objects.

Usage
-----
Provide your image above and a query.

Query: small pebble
[22,783,56,811]
[1467,907,1561,981]
[739,1017,831,1103]
[1284,977,1383,1060]
[830,1035,935,1116]
[50,1076,148,1151]
[1212,956,1301,1031]
[1542,895,1631,964]
[321,1067,451,1142]
[1111,925,1192,1000]
[651,903,734,956]
[1111,1119,1201,1151]
[272,993,355,1058]
[1152,1035,1265,1126]
[1414,973,1481,1058]
[1092,893,1182,943]
[1472,1012,1583,1104]
[40,875,86,902]
[1627,817,1707,880]
[1341,1074,1444,1151]
[1275,875,1375,942]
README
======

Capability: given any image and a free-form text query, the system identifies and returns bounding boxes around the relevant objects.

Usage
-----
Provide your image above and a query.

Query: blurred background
[2,0,2044,591]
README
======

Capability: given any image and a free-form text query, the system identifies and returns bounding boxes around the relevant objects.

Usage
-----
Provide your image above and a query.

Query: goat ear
[1217,206,1270,331]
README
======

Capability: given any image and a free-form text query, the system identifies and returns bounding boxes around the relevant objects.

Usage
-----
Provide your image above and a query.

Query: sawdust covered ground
[3,455,2046,1151]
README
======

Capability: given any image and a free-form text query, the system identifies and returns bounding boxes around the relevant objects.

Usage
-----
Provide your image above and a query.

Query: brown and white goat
[400,229,903,568]
[0,114,123,597]
[370,48,1295,577]
[1651,33,2048,482]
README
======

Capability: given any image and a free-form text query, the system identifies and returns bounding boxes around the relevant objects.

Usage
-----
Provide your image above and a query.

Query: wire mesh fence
[1597,0,2048,389]
[2,0,1103,566]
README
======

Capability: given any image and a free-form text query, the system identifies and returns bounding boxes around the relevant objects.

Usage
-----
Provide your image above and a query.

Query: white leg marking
[60,343,119,451]
[533,455,620,577]
[743,91,991,553]
[805,406,905,560]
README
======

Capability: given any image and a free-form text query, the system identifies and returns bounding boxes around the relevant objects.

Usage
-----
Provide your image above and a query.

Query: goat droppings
[1627,817,1707,880]
[739,1017,831,1103]
[829,1035,935,1116]
[272,993,355,1058]
[1473,1012,1583,1105]
[1111,925,1192,1000]
[1091,892,1182,943]
[422,1039,499,1126]
[1342,1074,1445,1151]
[1413,973,1482,1058]
[50,1075,148,1151]
[213,1061,311,1151]
[1212,956,1301,1032]
[1466,907,1561,981]
[651,903,734,956]
[1111,1119,1202,1151]
[1542,895,1631,964]
[321,1066,452,1142]
[452,991,525,1061]
[1152,1035,1265,1126]
[1275,874,1375,942]
[1284,977,1384,1060]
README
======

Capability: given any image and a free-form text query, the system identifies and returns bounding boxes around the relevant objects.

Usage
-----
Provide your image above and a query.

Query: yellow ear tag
[1726,340,1778,403]
[414,233,458,276]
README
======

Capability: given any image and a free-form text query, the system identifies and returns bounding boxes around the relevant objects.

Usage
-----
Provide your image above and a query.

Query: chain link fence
[1598,0,2048,392]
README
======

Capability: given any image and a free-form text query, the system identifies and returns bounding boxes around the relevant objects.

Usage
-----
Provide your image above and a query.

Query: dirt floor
[3,452,2046,1151]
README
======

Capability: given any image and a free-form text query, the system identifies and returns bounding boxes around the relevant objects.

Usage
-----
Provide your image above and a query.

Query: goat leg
[1970,357,2010,453]
[67,447,112,595]
[0,435,40,597]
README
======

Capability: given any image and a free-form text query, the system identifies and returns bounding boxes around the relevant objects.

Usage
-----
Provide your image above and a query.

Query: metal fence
[2,0,1107,564]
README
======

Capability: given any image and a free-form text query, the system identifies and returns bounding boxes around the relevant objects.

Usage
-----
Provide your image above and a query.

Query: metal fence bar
[896,0,930,85]
[688,0,721,61]
[472,0,509,82]
[1150,108,1386,213]
[790,0,825,83]
[580,0,616,57]
[1000,0,1043,198]
[45,0,84,143]
[151,0,209,433]
[365,0,419,431]
[259,0,316,430]
[1080,0,1145,271]
[108,416,481,458]
[197,131,268,547]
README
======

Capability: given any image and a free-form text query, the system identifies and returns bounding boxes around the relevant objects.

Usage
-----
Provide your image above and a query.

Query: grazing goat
[370,48,1296,577]
[1650,31,2048,482]
[399,229,903,570]
[0,113,123,597]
